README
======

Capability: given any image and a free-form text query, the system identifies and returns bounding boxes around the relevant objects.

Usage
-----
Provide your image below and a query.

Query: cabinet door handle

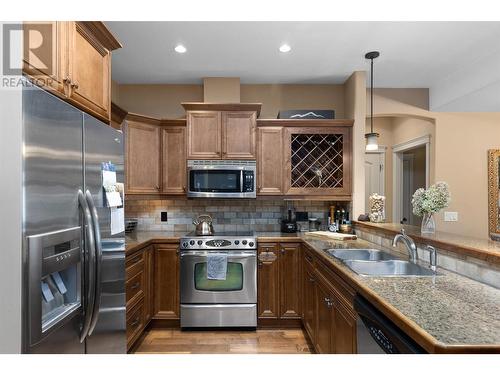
[63,76,72,97]
[71,81,79,90]
[280,248,285,255]
[130,317,140,327]
[155,185,160,190]
[182,186,186,192]
[308,277,315,283]
[130,282,140,290]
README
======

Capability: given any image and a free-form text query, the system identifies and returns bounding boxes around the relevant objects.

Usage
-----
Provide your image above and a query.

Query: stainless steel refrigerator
[22,83,126,354]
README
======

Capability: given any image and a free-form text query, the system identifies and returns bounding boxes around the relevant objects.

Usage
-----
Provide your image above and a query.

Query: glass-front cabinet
[283,126,352,198]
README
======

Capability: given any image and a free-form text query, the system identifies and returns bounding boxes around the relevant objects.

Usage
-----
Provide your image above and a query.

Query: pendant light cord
[370,56,374,134]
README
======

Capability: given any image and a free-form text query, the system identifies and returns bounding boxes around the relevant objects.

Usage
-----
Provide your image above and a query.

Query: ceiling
[107,21,500,87]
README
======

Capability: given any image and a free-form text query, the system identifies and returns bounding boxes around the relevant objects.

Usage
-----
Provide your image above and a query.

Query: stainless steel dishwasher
[354,295,426,354]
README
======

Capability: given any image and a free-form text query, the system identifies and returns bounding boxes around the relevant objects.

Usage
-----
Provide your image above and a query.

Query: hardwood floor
[131,328,314,354]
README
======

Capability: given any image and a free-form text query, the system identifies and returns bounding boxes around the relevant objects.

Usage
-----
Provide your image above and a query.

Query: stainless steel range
[180,231,257,328]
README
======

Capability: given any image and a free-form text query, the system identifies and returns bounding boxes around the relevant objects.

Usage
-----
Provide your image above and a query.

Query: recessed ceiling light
[279,44,291,53]
[174,44,187,54]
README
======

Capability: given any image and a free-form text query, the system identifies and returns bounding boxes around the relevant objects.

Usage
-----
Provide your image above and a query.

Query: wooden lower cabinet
[143,246,155,322]
[332,299,357,354]
[279,243,301,319]
[126,246,152,350]
[303,262,316,343]
[257,242,301,326]
[257,243,279,320]
[302,247,357,354]
[154,244,180,319]
[315,276,334,354]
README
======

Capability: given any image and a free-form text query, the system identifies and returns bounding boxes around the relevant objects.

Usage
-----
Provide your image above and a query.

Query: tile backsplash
[126,199,345,232]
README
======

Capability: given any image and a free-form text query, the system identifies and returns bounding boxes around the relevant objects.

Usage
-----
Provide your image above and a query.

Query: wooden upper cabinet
[161,126,187,194]
[187,111,221,159]
[222,111,256,159]
[184,104,260,160]
[23,21,68,96]
[279,243,301,319]
[67,22,112,122]
[125,119,161,194]
[257,127,283,195]
[22,21,121,124]
[284,126,352,198]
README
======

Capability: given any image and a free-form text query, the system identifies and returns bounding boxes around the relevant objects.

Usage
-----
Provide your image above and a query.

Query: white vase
[421,213,436,234]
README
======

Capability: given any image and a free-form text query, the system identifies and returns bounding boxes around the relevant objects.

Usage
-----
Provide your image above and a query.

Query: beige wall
[372,88,499,239]
[365,116,435,222]
[241,84,345,119]
[111,79,120,104]
[114,83,345,119]
[368,88,429,112]
[366,117,394,221]
[345,71,367,219]
[204,77,240,102]
[433,112,500,239]
[117,84,204,118]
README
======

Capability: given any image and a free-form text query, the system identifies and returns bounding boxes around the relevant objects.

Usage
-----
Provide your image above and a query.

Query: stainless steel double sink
[327,249,438,277]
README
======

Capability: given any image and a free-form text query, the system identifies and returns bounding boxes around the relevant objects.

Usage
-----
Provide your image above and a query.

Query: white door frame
[365,146,387,197]
[392,135,431,224]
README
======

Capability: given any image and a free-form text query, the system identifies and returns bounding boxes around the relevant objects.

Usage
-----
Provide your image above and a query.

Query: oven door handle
[180,251,256,258]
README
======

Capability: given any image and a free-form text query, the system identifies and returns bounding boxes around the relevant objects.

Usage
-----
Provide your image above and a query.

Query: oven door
[180,250,257,304]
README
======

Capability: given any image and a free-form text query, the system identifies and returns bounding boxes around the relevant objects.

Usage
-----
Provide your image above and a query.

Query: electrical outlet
[444,211,458,222]
[160,212,168,222]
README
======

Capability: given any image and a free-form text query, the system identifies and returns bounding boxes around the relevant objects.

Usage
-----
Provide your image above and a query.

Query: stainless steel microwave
[187,160,256,198]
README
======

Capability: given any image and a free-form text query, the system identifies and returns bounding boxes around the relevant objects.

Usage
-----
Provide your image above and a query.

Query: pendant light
[365,51,380,151]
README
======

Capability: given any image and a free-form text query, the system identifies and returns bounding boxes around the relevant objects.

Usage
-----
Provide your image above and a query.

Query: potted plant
[411,182,451,234]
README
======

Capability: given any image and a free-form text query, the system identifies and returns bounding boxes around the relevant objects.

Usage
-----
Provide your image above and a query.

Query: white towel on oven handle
[207,253,228,280]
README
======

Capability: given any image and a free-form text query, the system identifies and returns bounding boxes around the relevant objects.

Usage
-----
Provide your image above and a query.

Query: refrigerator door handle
[85,190,102,336]
[78,189,96,343]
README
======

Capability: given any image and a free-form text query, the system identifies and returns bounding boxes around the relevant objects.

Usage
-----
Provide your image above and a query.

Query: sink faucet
[392,228,418,263]
[427,245,437,272]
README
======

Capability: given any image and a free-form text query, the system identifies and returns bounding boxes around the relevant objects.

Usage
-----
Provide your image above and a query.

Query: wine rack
[291,133,344,188]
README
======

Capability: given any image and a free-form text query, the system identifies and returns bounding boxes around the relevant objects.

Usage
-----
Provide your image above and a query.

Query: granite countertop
[301,235,500,349]
[125,230,500,350]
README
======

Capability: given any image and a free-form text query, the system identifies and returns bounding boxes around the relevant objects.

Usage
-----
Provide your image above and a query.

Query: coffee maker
[281,203,299,233]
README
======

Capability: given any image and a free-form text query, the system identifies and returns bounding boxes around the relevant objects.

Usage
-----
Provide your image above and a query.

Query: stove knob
[249,241,255,247]
[234,240,240,245]
[182,242,188,248]
[197,240,203,245]
[242,240,247,245]
[189,240,195,246]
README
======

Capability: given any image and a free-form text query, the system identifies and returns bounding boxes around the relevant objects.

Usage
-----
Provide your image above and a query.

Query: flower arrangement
[412,182,451,216]
[411,182,451,234]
